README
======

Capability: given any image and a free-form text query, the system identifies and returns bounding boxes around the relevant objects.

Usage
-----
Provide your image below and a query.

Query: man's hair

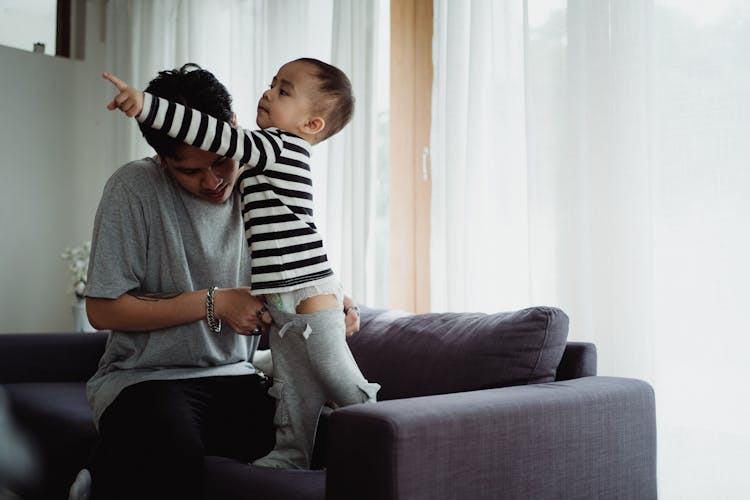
[295,58,354,142]
[139,63,233,159]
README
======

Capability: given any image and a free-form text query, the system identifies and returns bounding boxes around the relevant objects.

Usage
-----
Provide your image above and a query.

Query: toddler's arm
[138,92,283,171]
[103,72,144,118]
[102,72,273,168]
[103,72,285,171]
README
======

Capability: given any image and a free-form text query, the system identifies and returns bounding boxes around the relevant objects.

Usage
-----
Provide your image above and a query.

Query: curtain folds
[326,0,378,301]
[430,1,750,498]
[430,0,529,315]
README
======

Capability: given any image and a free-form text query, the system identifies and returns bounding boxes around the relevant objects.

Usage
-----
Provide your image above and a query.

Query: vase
[72,300,96,333]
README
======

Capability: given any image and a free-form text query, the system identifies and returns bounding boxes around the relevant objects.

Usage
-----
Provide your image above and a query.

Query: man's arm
[87,287,271,334]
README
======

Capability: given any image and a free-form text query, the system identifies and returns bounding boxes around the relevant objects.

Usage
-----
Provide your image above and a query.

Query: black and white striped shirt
[138,92,334,294]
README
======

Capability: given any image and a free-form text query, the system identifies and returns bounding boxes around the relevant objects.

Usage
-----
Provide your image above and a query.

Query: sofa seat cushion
[204,456,325,500]
[4,382,96,499]
[350,306,569,401]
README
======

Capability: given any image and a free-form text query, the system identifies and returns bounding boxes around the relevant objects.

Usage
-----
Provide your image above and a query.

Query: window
[0,0,84,58]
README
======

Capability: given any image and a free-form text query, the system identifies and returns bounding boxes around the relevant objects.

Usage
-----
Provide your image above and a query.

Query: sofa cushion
[204,456,325,500]
[4,382,97,499]
[349,306,569,401]
[0,333,107,383]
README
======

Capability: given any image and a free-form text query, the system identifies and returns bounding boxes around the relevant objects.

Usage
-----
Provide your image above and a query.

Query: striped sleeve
[137,92,279,170]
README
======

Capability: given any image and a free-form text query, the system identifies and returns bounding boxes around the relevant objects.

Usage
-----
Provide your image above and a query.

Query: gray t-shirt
[86,157,259,428]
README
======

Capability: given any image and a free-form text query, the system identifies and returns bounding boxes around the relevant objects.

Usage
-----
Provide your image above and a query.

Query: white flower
[62,240,91,300]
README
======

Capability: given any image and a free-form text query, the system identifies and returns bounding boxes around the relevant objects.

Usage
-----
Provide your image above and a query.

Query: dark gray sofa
[0,305,657,499]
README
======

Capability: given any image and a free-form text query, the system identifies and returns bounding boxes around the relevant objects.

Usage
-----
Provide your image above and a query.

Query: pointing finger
[102,72,129,91]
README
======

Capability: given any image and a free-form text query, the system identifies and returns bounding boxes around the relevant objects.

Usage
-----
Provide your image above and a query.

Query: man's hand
[343,295,361,336]
[214,287,273,336]
[103,72,144,118]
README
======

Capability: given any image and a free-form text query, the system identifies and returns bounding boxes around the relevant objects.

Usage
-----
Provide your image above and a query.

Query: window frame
[389,0,433,313]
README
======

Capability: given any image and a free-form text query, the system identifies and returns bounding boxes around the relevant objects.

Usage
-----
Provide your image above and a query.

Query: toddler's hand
[103,72,144,118]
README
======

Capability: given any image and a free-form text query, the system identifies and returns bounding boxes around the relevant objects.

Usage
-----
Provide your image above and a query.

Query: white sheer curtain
[326,0,379,302]
[103,0,263,168]
[430,1,750,498]
[103,0,380,302]
[430,0,531,314]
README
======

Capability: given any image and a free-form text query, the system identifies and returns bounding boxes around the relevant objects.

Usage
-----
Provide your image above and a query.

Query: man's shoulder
[105,157,163,194]
[112,157,161,179]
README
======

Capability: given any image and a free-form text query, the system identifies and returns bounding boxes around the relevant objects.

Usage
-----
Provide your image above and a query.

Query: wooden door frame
[389,0,432,312]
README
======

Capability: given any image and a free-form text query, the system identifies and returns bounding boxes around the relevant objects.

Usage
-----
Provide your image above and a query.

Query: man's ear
[232,112,238,127]
[303,116,326,136]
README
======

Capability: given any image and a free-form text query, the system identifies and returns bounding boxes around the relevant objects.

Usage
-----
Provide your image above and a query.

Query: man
[81,63,360,500]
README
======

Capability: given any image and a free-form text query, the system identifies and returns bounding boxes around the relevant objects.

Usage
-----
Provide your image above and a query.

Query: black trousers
[90,374,275,500]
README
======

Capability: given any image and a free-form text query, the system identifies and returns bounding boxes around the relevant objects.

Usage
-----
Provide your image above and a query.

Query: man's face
[160,145,240,204]
[256,60,319,134]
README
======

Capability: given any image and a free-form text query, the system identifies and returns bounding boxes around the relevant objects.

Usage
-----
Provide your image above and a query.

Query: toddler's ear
[303,116,326,136]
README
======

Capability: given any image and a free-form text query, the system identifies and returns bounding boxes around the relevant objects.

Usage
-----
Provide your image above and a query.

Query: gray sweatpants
[252,306,380,469]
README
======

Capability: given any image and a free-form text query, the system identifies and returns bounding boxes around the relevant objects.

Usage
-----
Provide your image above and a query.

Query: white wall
[0,0,108,332]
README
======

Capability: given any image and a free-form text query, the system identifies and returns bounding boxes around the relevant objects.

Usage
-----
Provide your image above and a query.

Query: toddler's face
[256,60,318,135]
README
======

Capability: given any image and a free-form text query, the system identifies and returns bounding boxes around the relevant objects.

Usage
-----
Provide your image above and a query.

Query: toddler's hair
[295,58,354,142]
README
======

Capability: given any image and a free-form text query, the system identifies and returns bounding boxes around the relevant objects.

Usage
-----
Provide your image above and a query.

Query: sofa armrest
[0,333,107,383]
[556,341,597,380]
[326,376,656,500]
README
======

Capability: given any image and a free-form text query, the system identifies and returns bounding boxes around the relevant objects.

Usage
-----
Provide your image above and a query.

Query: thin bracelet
[206,286,222,333]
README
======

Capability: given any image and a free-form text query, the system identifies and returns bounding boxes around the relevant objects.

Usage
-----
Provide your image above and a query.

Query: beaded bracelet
[206,286,222,333]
